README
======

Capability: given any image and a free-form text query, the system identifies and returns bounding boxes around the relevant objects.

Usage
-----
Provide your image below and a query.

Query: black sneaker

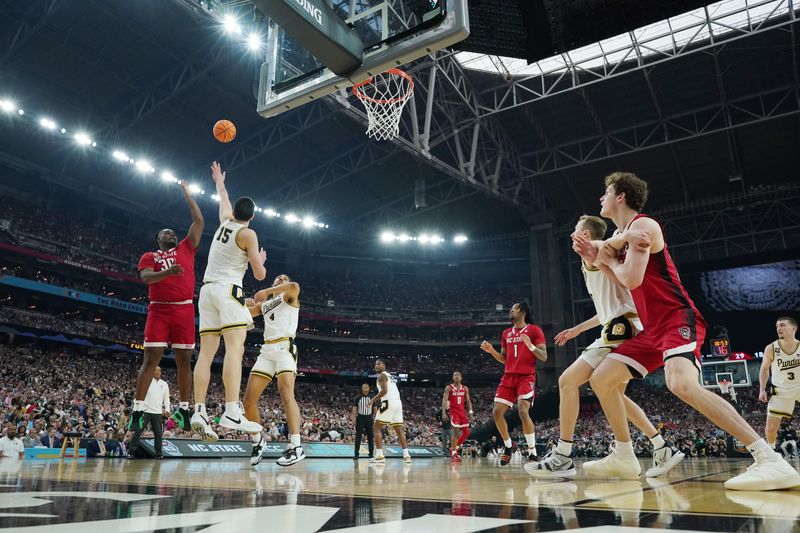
[171,407,193,432]
[128,410,144,431]
[251,436,265,467]
[277,446,305,467]
[499,442,517,466]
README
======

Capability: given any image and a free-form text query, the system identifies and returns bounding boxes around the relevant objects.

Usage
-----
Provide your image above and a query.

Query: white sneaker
[583,450,641,479]
[403,454,412,464]
[276,446,305,467]
[646,446,685,477]
[190,411,218,442]
[724,457,800,491]
[251,435,265,466]
[373,455,386,464]
[219,409,262,433]
[524,449,576,478]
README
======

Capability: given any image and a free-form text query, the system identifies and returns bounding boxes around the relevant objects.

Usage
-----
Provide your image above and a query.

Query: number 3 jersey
[260,293,299,341]
[138,237,197,304]
[771,340,800,390]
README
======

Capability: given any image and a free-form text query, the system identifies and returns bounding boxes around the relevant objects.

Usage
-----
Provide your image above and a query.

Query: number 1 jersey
[138,237,197,303]
[500,324,545,375]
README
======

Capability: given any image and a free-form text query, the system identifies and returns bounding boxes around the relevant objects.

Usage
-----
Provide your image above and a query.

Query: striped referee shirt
[355,395,371,416]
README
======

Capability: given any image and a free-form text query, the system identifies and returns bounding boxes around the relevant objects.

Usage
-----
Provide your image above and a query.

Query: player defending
[369,359,411,463]
[191,162,267,441]
[133,180,203,432]
[480,302,546,466]
[527,215,684,478]
[442,371,473,462]
[244,275,304,467]
[759,317,800,449]
[574,171,800,490]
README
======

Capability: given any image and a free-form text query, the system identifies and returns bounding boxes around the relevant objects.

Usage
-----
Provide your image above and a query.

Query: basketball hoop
[718,380,733,398]
[352,68,414,140]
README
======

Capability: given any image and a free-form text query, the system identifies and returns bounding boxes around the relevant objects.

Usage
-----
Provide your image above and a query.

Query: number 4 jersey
[138,237,197,303]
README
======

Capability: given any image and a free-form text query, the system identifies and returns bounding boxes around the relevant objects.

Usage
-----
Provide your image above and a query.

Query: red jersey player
[131,181,204,435]
[441,371,473,462]
[574,171,800,491]
[480,302,547,466]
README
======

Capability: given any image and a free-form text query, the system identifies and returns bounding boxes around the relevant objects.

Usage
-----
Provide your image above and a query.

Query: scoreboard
[710,337,730,357]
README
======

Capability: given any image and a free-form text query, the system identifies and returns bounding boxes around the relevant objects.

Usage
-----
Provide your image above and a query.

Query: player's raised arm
[211,161,233,224]
[179,180,204,248]
[253,282,299,303]
[758,343,775,403]
[235,228,267,281]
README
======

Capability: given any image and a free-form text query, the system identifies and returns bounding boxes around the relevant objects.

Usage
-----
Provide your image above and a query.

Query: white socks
[747,438,778,462]
[556,439,573,456]
[503,438,512,448]
[649,433,666,450]
[252,432,262,443]
[375,448,384,458]
[524,433,536,451]
[225,402,239,414]
[402,448,410,457]
[615,440,635,456]
[290,434,301,449]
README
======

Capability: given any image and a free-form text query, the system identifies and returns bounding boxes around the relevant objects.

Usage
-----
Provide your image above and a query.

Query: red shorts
[143,303,196,350]
[494,373,536,407]
[609,319,705,377]
[449,410,469,428]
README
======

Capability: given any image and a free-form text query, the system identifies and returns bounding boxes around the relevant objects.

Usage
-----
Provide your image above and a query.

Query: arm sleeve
[137,252,155,272]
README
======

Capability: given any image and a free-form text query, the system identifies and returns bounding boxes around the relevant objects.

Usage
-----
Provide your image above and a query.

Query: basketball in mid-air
[213,119,236,143]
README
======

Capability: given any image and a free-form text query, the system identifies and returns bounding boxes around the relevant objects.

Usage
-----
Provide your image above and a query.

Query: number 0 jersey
[137,237,196,303]
[447,384,469,414]
[771,340,800,390]
[203,220,249,285]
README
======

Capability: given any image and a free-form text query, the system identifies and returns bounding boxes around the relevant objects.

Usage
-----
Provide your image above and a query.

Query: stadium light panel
[454,234,468,244]
[188,183,202,193]
[17,109,24,115]
[247,32,263,51]
[222,14,241,34]
[380,231,395,243]
[285,213,300,224]
[134,159,154,173]
[398,233,411,242]
[0,100,14,113]
[74,132,92,146]
[419,234,431,244]
[39,117,57,130]
[160,171,175,182]
[302,217,316,228]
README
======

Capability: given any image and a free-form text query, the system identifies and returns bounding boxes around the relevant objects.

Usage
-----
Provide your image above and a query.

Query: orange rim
[352,68,414,105]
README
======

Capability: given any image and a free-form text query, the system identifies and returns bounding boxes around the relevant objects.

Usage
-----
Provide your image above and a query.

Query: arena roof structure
[0,0,798,247]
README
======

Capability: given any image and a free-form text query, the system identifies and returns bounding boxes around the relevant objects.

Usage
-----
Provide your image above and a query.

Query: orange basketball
[213,119,236,143]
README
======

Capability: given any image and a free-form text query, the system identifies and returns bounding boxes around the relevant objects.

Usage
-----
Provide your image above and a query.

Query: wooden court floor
[1,456,799,532]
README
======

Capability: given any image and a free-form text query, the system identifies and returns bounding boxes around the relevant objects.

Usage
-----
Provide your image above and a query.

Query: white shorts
[768,386,800,418]
[578,314,642,369]
[251,339,297,379]
[375,398,404,426]
[198,282,253,336]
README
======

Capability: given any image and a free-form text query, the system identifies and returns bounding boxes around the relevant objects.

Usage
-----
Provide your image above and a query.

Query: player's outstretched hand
[169,264,185,275]
[554,328,577,346]
[479,340,493,354]
[572,234,598,264]
[258,247,267,264]
[210,161,226,185]
[758,390,768,403]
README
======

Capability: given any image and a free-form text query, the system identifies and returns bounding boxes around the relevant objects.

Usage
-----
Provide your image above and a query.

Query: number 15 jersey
[138,237,196,304]
[500,324,545,375]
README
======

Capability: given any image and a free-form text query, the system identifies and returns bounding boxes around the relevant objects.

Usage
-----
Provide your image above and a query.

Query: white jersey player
[528,215,683,478]
[369,359,411,463]
[191,161,267,441]
[244,275,304,467]
[759,316,800,448]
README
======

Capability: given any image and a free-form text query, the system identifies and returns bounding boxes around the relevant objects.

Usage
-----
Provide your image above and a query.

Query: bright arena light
[0,100,15,113]
[17,109,24,115]
[211,194,220,201]
[74,132,92,146]
[222,14,241,34]
[247,32,263,51]
[188,183,202,193]
[302,217,316,228]
[160,171,175,182]
[285,214,300,224]
[454,234,468,244]
[380,231,395,243]
[112,150,129,162]
[398,233,411,243]
[265,209,278,217]
[39,117,57,130]
[430,235,443,244]
[135,159,154,173]
[419,234,431,244]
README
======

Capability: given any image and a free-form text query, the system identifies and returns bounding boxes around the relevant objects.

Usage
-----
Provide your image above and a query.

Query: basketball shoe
[190,411,218,442]
[499,442,517,466]
[277,446,305,467]
[724,456,800,491]
[251,435,265,466]
[219,403,262,434]
[524,449,576,478]
[583,449,641,479]
[128,411,144,431]
[645,445,685,477]
[171,407,193,432]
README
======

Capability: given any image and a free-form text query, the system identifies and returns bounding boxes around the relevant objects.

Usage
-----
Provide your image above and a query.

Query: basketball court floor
[2,457,799,532]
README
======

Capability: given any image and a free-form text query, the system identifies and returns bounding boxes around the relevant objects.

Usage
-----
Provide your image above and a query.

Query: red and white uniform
[447,384,470,428]
[138,237,197,350]
[609,214,707,377]
[494,324,545,407]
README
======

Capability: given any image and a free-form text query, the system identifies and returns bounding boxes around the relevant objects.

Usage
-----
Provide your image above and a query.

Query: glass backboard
[700,359,752,389]
[257,0,469,117]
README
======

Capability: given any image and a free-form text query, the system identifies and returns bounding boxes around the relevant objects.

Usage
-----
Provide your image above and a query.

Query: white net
[718,380,731,395]
[352,68,414,141]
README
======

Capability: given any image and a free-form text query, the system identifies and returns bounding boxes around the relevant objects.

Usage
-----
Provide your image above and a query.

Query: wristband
[469,410,473,415]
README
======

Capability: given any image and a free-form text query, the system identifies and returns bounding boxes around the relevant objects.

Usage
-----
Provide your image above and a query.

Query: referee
[352,383,375,459]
